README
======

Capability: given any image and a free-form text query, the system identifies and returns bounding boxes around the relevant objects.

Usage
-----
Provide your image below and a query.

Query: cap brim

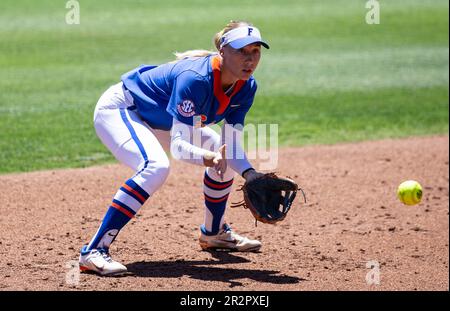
[228,37,270,49]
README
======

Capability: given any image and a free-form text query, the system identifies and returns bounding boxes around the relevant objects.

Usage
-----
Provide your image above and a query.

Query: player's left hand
[231,172,306,225]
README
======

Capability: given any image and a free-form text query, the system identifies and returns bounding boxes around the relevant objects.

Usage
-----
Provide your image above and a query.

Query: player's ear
[219,47,225,56]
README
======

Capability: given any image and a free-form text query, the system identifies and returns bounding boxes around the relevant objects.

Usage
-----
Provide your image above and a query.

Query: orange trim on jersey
[111,202,134,219]
[205,194,229,203]
[211,56,245,115]
[122,184,146,203]
[204,178,234,190]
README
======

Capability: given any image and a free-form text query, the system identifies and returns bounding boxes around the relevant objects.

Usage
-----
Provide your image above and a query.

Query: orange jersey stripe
[212,56,245,115]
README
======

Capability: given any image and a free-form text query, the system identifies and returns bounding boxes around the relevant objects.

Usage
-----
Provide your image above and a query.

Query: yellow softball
[397,180,423,205]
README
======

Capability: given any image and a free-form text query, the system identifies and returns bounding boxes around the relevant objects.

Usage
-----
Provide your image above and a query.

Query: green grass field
[0,0,448,174]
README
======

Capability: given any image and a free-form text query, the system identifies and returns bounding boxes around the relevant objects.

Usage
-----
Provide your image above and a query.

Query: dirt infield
[0,135,448,291]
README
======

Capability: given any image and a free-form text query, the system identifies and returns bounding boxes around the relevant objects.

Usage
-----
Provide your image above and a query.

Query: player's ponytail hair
[173,20,253,61]
[174,49,215,60]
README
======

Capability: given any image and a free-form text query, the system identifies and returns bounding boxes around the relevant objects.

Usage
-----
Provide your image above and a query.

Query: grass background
[0,0,448,174]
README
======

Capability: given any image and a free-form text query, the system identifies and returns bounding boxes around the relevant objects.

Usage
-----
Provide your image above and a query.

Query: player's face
[222,43,261,81]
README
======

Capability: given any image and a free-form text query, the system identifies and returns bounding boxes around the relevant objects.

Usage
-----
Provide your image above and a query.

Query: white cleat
[199,224,262,252]
[79,245,127,276]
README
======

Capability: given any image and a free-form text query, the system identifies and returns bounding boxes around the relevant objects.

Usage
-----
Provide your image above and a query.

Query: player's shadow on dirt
[127,251,303,287]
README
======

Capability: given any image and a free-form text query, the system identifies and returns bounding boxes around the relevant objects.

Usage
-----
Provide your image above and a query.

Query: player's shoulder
[171,57,211,91]
[174,71,210,97]
[172,56,211,80]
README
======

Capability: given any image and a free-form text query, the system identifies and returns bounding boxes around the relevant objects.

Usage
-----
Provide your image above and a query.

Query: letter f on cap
[220,26,270,49]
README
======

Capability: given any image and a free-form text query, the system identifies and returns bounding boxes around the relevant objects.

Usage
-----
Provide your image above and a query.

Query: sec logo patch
[177,100,195,117]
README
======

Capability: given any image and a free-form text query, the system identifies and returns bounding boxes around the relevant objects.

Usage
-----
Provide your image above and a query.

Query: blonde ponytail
[173,49,216,60]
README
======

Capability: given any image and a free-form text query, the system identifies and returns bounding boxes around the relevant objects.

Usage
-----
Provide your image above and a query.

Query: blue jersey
[121,54,257,131]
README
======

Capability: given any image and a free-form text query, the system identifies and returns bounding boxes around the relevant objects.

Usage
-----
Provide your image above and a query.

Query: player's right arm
[170,118,227,179]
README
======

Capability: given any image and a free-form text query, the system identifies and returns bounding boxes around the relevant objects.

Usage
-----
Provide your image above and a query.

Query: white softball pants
[93,82,235,197]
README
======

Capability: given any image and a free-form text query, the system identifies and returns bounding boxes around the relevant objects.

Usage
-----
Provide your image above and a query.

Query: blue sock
[86,206,133,250]
[86,178,149,250]
[202,171,233,235]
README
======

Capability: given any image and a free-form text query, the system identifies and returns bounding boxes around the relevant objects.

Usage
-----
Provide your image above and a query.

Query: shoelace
[222,229,243,242]
[96,249,113,263]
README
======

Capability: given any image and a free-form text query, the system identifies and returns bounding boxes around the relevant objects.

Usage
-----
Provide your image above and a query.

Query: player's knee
[148,160,170,182]
[206,166,236,182]
[222,168,236,181]
[136,160,171,194]
[154,161,171,181]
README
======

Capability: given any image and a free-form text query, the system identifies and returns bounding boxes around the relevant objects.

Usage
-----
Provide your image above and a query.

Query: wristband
[241,167,255,178]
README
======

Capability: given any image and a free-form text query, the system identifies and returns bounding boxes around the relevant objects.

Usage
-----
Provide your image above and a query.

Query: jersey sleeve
[224,80,257,126]
[166,70,209,126]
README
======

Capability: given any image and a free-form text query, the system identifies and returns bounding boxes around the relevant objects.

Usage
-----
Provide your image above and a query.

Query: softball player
[79,21,270,276]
